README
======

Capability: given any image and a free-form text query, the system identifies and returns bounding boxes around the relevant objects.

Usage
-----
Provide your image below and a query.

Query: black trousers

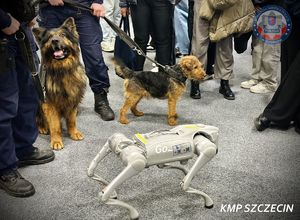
[0,25,39,173]
[263,16,300,127]
[130,0,174,70]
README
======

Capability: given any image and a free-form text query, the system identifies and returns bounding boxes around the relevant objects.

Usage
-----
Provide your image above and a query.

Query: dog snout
[51,37,62,49]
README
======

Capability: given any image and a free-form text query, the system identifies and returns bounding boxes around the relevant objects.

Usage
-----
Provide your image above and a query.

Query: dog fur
[33,17,86,150]
[114,56,206,125]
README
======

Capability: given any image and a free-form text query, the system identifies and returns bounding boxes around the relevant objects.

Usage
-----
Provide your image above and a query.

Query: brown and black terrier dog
[114,56,206,126]
[32,17,86,150]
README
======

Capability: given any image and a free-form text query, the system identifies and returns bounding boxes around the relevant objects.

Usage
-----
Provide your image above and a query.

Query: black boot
[94,90,115,121]
[17,147,55,167]
[219,79,235,100]
[0,170,35,197]
[190,80,201,99]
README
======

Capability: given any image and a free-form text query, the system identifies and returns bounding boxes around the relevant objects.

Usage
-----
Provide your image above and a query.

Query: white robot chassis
[87,124,219,219]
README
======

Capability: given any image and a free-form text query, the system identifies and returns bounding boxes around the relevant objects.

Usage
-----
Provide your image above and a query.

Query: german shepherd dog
[114,56,206,126]
[33,17,86,150]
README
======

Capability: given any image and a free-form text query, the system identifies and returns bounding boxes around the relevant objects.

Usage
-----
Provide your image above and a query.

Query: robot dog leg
[88,133,147,219]
[180,135,217,208]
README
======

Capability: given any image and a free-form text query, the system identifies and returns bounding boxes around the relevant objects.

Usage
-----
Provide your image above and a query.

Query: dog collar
[164,64,187,84]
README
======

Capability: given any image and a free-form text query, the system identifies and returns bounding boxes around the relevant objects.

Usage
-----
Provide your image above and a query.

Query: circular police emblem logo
[253,5,292,44]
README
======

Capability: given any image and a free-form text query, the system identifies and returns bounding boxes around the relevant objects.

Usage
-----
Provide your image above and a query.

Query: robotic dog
[87,124,218,219]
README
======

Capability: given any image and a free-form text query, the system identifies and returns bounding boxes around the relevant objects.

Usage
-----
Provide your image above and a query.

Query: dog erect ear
[32,27,47,44]
[62,17,77,35]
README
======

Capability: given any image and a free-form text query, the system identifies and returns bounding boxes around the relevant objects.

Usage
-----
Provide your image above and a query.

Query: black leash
[61,0,186,83]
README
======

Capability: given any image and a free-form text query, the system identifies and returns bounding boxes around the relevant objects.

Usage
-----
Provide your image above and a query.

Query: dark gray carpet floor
[0,49,299,220]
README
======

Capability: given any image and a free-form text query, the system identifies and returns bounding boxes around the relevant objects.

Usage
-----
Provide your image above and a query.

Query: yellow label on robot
[135,133,148,144]
[183,125,200,129]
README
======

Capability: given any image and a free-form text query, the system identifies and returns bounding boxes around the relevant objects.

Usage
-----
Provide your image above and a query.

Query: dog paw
[38,127,49,135]
[119,118,129,124]
[69,131,84,141]
[168,117,177,126]
[51,141,64,150]
[131,109,144,117]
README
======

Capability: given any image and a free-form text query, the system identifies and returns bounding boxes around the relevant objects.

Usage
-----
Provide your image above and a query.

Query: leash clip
[15,31,25,40]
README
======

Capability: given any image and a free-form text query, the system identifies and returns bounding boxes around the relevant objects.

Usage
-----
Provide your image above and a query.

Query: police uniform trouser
[0,25,39,173]
[39,6,110,94]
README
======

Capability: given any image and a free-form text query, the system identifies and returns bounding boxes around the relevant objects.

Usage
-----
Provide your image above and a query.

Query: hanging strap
[15,27,45,102]
[119,16,131,37]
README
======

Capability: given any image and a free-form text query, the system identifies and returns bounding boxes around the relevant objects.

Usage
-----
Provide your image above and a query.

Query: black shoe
[0,170,35,197]
[219,79,235,100]
[190,80,201,99]
[18,147,55,167]
[254,114,271,131]
[94,90,115,121]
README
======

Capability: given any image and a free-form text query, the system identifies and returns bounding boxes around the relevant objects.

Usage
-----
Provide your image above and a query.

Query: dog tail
[111,57,135,79]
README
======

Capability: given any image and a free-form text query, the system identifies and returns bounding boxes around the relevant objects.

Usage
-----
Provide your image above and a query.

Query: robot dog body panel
[134,124,218,166]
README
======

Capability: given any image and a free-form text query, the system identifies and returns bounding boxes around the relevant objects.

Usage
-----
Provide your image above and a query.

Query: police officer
[0,5,55,197]
[39,0,115,121]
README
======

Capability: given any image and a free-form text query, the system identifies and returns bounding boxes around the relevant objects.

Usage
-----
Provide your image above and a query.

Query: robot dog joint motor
[87,124,219,219]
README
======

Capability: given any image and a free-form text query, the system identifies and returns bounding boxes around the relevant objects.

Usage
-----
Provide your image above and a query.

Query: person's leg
[0,30,53,197]
[187,0,194,52]
[250,41,280,93]
[112,0,121,38]
[14,24,54,160]
[0,45,19,175]
[0,55,36,197]
[190,0,209,68]
[38,6,69,28]
[74,11,114,120]
[174,0,189,55]
[130,0,151,71]
[13,27,39,155]
[190,0,209,99]
[263,51,300,125]
[100,0,114,42]
[150,0,174,66]
[100,0,116,52]
[214,36,235,100]
[241,36,262,89]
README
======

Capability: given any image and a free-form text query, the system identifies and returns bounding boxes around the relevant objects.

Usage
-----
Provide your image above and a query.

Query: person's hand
[1,14,20,35]
[91,3,105,17]
[120,7,129,17]
[48,0,64,6]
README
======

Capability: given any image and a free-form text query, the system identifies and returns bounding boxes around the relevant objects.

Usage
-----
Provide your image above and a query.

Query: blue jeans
[0,25,39,173]
[174,0,189,55]
[100,0,121,42]
[39,5,110,93]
